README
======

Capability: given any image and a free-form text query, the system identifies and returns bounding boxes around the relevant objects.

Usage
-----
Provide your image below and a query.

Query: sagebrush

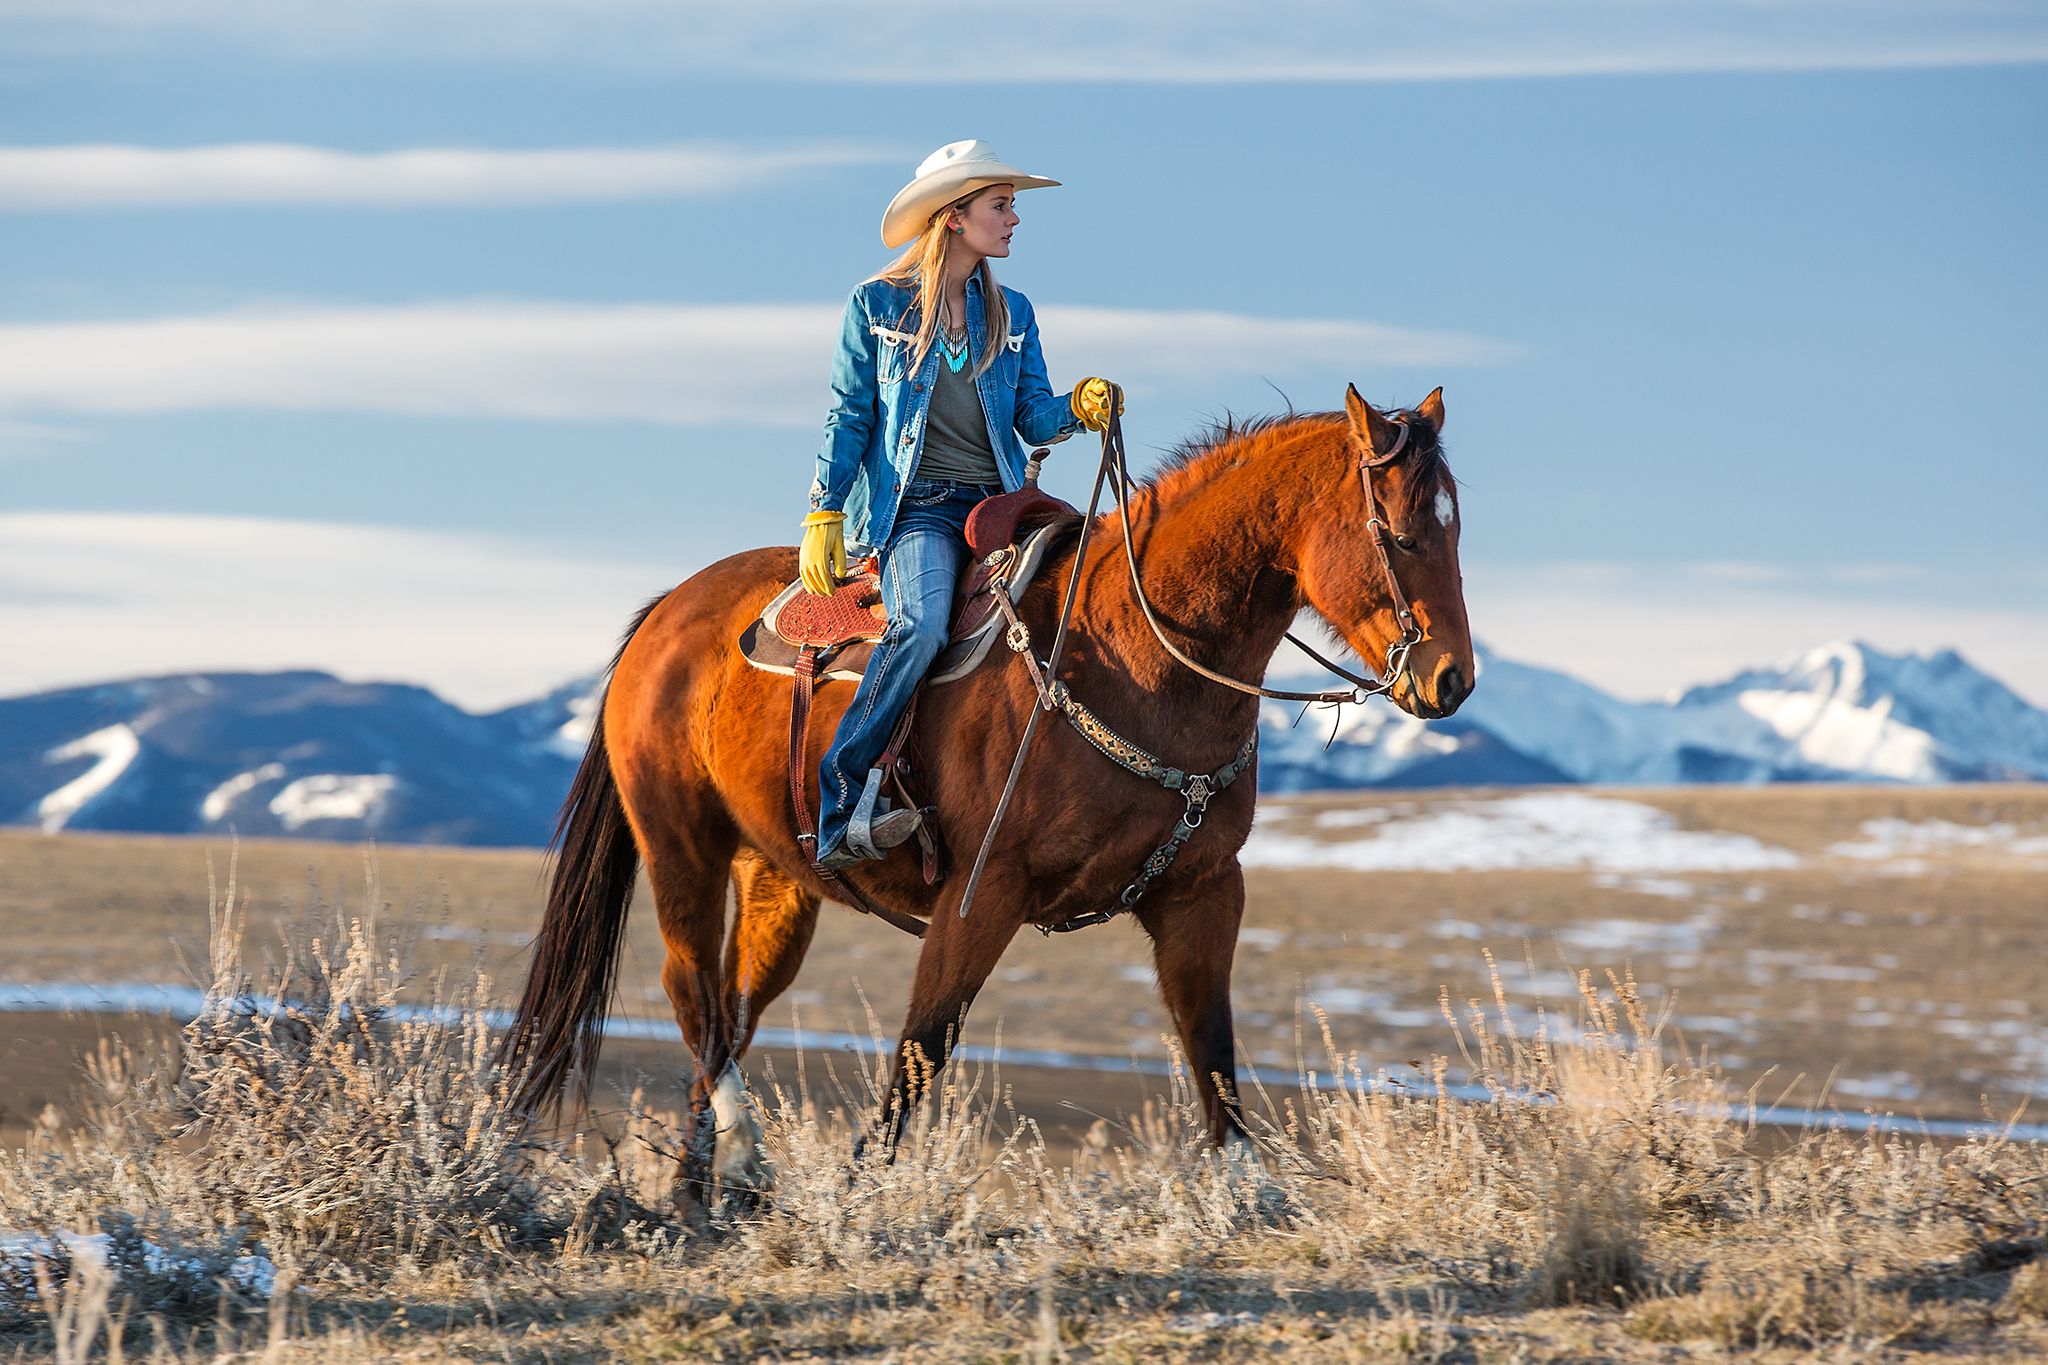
[2,863,2044,1361]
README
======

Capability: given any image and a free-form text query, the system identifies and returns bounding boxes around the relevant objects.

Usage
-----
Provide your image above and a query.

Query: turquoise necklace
[938,318,969,373]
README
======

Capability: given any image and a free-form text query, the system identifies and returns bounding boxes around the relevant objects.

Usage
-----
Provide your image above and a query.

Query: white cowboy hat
[880,139,1060,249]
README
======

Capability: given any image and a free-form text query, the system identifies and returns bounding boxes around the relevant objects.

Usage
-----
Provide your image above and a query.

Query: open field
[3,784,2046,1360]
[4,783,2044,1133]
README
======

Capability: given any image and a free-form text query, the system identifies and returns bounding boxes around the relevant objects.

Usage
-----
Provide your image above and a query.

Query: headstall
[954,396,1428,931]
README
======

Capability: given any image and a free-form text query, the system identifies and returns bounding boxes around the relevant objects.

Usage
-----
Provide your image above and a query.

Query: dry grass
[7,783,2046,1131]
[3,864,2046,1360]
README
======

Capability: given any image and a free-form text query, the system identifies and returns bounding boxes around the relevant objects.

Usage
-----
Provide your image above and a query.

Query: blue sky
[3,2,2044,707]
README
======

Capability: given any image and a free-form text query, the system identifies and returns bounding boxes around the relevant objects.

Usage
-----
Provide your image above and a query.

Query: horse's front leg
[871,874,1026,1151]
[1135,861,1250,1148]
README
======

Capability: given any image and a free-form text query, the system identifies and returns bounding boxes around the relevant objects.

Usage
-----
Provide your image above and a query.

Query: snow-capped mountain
[1259,640,2048,791]
[1666,644,2048,783]
[4,641,2041,846]
[0,671,594,847]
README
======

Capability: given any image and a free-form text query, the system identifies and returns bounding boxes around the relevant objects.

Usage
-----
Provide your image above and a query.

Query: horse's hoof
[849,1124,899,1169]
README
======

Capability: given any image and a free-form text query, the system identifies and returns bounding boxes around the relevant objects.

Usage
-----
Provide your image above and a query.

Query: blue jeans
[816,477,999,859]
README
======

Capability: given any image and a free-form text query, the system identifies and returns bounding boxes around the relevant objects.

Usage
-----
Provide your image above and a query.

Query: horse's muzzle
[1397,655,1470,720]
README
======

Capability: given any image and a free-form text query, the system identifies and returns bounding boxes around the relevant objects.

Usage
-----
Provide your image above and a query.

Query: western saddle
[738,480,1082,921]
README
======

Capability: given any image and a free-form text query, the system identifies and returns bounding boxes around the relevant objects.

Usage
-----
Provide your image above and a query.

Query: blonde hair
[868,188,1010,380]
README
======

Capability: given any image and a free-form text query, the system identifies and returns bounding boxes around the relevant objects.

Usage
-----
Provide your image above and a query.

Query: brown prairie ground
[4,784,2048,1363]
[2,783,2043,1136]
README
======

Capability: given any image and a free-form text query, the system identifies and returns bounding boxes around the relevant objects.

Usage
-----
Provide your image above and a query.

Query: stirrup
[844,767,925,861]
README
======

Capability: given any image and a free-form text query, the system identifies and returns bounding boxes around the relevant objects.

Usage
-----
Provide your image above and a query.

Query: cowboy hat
[880,139,1060,249]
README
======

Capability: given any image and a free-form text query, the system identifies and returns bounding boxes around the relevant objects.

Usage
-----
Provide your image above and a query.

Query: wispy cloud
[5,1,2043,80]
[0,511,675,709]
[0,141,901,210]
[0,299,1515,426]
[0,418,89,454]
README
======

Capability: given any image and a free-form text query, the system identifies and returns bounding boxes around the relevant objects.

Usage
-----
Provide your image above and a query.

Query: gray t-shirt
[914,347,1002,484]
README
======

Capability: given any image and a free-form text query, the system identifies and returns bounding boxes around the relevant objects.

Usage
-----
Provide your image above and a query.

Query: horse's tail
[501,598,662,1120]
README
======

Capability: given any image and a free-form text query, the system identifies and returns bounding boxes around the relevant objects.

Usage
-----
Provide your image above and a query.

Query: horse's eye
[1394,532,1419,553]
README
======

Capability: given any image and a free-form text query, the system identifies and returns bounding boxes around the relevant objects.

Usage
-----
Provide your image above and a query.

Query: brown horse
[503,383,1473,1188]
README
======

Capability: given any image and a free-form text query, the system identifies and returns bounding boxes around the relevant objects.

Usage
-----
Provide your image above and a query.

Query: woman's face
[949,185,1019,259]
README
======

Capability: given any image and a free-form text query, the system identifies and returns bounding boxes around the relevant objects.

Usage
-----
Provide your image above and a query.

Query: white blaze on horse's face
[1434,488,1456,529]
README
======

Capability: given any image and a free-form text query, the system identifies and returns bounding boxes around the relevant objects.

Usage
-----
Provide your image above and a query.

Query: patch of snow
[1171,1310,1261,1333]
[199,762,286,823]
[1314,807,1391,829]
[1793,961,1884,983]
[1241,793,1800,874]
[1304,985,1386,1015]
[1672,1015,1746,1037]
[1237,927,1286,950]
[1,1231,276,1299]
[1831,1073,1922,1102]
[1830,818,2048,861]
[1432,917,1488,939]
[1554,912,1718,956]
[1593,873,1699,900]
[35,724,140,832]
[1513,969,1584,998]
[268,773,396,831]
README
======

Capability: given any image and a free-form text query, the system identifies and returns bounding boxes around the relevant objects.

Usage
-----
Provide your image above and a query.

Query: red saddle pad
[772,574,886,650]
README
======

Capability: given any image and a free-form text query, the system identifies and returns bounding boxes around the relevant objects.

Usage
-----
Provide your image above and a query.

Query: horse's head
[1296,384,1474,720]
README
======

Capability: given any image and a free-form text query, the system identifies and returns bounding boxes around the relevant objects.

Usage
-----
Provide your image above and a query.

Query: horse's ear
[1345,383,1405,456]
[1417,386,1445,431]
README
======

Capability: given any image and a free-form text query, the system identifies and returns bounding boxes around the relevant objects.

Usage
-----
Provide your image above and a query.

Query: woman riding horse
[800,139,1120,869]
[500,144,1475,1196]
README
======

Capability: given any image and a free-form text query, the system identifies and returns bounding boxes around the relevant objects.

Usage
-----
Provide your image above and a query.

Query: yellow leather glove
[799,510,847,596]
[1071,376,1122,432]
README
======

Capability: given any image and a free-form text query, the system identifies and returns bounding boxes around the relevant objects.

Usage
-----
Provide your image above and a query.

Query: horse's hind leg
[639,799,743,1194]
[706,847,822,1188]
[723,848,822,1050]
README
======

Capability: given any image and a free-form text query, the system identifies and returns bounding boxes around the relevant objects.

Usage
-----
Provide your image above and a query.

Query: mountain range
[6,641,2044,847]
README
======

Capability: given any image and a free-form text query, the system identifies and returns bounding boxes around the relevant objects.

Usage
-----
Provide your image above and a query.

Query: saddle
[741,488,1082,926]
[738,488,1082,684]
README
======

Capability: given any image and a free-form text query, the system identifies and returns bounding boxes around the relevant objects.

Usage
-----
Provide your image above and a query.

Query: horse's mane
[1143,406,1452,517]
[1149,408,1321,484]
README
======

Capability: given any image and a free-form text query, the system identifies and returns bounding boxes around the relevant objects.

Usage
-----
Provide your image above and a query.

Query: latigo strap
[787,645,928,939]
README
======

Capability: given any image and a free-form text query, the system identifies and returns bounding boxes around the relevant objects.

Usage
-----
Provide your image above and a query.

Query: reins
[1102,402,1424,707]
[952,394,1427,927]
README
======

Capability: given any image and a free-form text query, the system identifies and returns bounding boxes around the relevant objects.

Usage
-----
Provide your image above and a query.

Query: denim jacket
[810,271,1083,554]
